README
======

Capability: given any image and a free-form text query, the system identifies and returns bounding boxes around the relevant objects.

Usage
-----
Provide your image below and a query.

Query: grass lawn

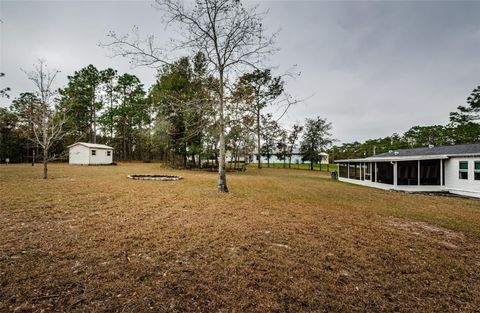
[1,163,480,312]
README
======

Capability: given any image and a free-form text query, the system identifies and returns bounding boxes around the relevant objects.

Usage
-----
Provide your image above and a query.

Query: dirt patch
[386,217,465,249]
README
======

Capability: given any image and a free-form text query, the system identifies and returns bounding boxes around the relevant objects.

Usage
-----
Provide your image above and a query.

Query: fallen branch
[32,294,59,301]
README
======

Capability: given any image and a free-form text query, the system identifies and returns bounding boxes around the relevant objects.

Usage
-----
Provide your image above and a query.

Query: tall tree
[113,73,148,161]
[103,0,277,192]
[449,85,480,143]
[226,89,256,170]
[275,128,288,168]
[0,108,21,162]
[60,65,104,143]
[150,55,212,167]
[10,92,41,165]
[260,114,280,168]
[300,117,332,170]
[403,125,450,147]
[100,68,118,143]
[233,69,284,169]
[287,123,303,168]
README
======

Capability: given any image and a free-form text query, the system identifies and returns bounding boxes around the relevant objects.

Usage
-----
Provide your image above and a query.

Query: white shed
[68,142,114,165]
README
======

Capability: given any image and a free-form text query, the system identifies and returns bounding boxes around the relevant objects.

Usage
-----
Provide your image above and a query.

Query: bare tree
[24,60,68,179]
[102,0,277,192]
[287,123,303,168]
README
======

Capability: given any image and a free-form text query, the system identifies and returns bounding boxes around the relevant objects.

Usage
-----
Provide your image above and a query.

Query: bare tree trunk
[110,88,114,144]
[42,115,48,179]
[92,94,97,144]
[123,137,126,161]
[43,145,48,179]
[217,71,228,192]
[230,149,233,170]
[235,149,239,170]
[30,123,35,166]
[183,142,187,168]
[257,107,261,169]
[243,148,248,172]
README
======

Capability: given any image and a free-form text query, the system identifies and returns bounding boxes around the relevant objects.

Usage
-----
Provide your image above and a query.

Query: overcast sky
[1,0,479,143]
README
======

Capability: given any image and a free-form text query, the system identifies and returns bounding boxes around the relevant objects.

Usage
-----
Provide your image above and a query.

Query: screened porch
[337,159,446,187]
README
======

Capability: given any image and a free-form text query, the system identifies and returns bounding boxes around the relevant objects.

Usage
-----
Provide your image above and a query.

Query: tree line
[331,86,480,160]
[0,0,335,190]
[0,59,332,178]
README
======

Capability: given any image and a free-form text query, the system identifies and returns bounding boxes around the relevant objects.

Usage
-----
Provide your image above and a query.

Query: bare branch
[23,60,69,178]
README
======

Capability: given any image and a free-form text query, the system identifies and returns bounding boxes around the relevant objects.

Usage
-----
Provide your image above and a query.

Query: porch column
[418,160,421,186]
[370,162,373,181]
[440,159,443,186]
[375,162,377,182]
[347,162,350,179]
[393,162,398,186]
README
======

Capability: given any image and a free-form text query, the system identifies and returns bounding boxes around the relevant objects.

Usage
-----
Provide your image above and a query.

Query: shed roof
[68,142,113,150]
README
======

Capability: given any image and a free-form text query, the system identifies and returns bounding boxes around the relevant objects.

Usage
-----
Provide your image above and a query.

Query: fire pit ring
[128,174,183,181]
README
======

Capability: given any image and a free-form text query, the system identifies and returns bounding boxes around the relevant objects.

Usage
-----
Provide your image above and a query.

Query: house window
[107,151,111,156]
[459,161,468,180]
[91,150,96,156]
[475,161,480,181]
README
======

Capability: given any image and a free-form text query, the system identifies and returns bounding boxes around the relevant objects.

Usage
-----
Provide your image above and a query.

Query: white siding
[444,157,480,198]
[69,145,113,165]
[69,145,90,165]
[88,148,113,165]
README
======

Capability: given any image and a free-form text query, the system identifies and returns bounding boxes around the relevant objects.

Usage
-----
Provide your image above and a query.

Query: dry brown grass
[1,163,480,312]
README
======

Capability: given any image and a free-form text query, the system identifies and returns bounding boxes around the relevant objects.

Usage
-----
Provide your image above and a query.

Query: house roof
[336,143,480,163]
[374,143,480,158]
[68,142,113,150]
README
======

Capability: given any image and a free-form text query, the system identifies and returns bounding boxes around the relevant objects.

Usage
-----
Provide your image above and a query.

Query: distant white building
[335,143,480,199]
[68,142,114,165]
[253,148,329,164]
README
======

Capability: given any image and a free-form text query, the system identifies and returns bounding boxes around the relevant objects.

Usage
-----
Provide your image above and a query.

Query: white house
[68,142,114,165]
[335,143,480,198]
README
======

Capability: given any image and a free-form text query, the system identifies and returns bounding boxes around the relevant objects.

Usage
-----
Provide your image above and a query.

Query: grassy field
[1,163,480,312]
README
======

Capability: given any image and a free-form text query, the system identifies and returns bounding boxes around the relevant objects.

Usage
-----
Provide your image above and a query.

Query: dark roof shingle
[374,143,480,158]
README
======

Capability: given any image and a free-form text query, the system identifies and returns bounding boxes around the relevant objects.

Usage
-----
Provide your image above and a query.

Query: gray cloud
[1,0,479,143]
